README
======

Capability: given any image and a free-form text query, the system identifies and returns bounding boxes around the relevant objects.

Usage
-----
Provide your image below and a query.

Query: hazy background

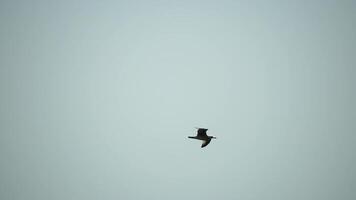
[1,0,355,199]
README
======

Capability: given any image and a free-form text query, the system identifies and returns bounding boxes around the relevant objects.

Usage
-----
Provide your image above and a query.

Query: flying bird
[188,128,216,148]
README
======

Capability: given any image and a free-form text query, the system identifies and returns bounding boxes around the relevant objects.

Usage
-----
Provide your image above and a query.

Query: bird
[188,128,216,148]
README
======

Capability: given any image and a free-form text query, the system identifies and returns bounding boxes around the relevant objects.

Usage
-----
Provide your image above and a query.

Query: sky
[1,0,355,200]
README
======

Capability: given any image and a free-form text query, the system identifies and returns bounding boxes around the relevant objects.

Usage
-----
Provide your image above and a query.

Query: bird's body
[188,128,216,148]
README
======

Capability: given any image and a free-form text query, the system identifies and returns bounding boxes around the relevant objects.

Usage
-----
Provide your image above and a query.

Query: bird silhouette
[188,128,216,148]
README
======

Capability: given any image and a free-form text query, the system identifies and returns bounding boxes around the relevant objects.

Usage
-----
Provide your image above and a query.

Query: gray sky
[1,0,355,199]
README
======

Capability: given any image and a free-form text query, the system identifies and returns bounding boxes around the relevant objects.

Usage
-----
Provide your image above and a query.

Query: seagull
[188,128,216,148]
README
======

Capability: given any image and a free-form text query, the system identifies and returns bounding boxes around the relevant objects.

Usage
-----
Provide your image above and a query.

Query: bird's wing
[197,128,208,137]
[201,138,211,148]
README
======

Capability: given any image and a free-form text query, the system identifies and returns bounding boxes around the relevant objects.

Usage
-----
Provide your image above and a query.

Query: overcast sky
[1,1,355,200]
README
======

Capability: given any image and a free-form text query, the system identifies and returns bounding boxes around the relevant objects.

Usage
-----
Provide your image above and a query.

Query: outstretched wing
[201,138,211,148]
[197,128,208,137]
